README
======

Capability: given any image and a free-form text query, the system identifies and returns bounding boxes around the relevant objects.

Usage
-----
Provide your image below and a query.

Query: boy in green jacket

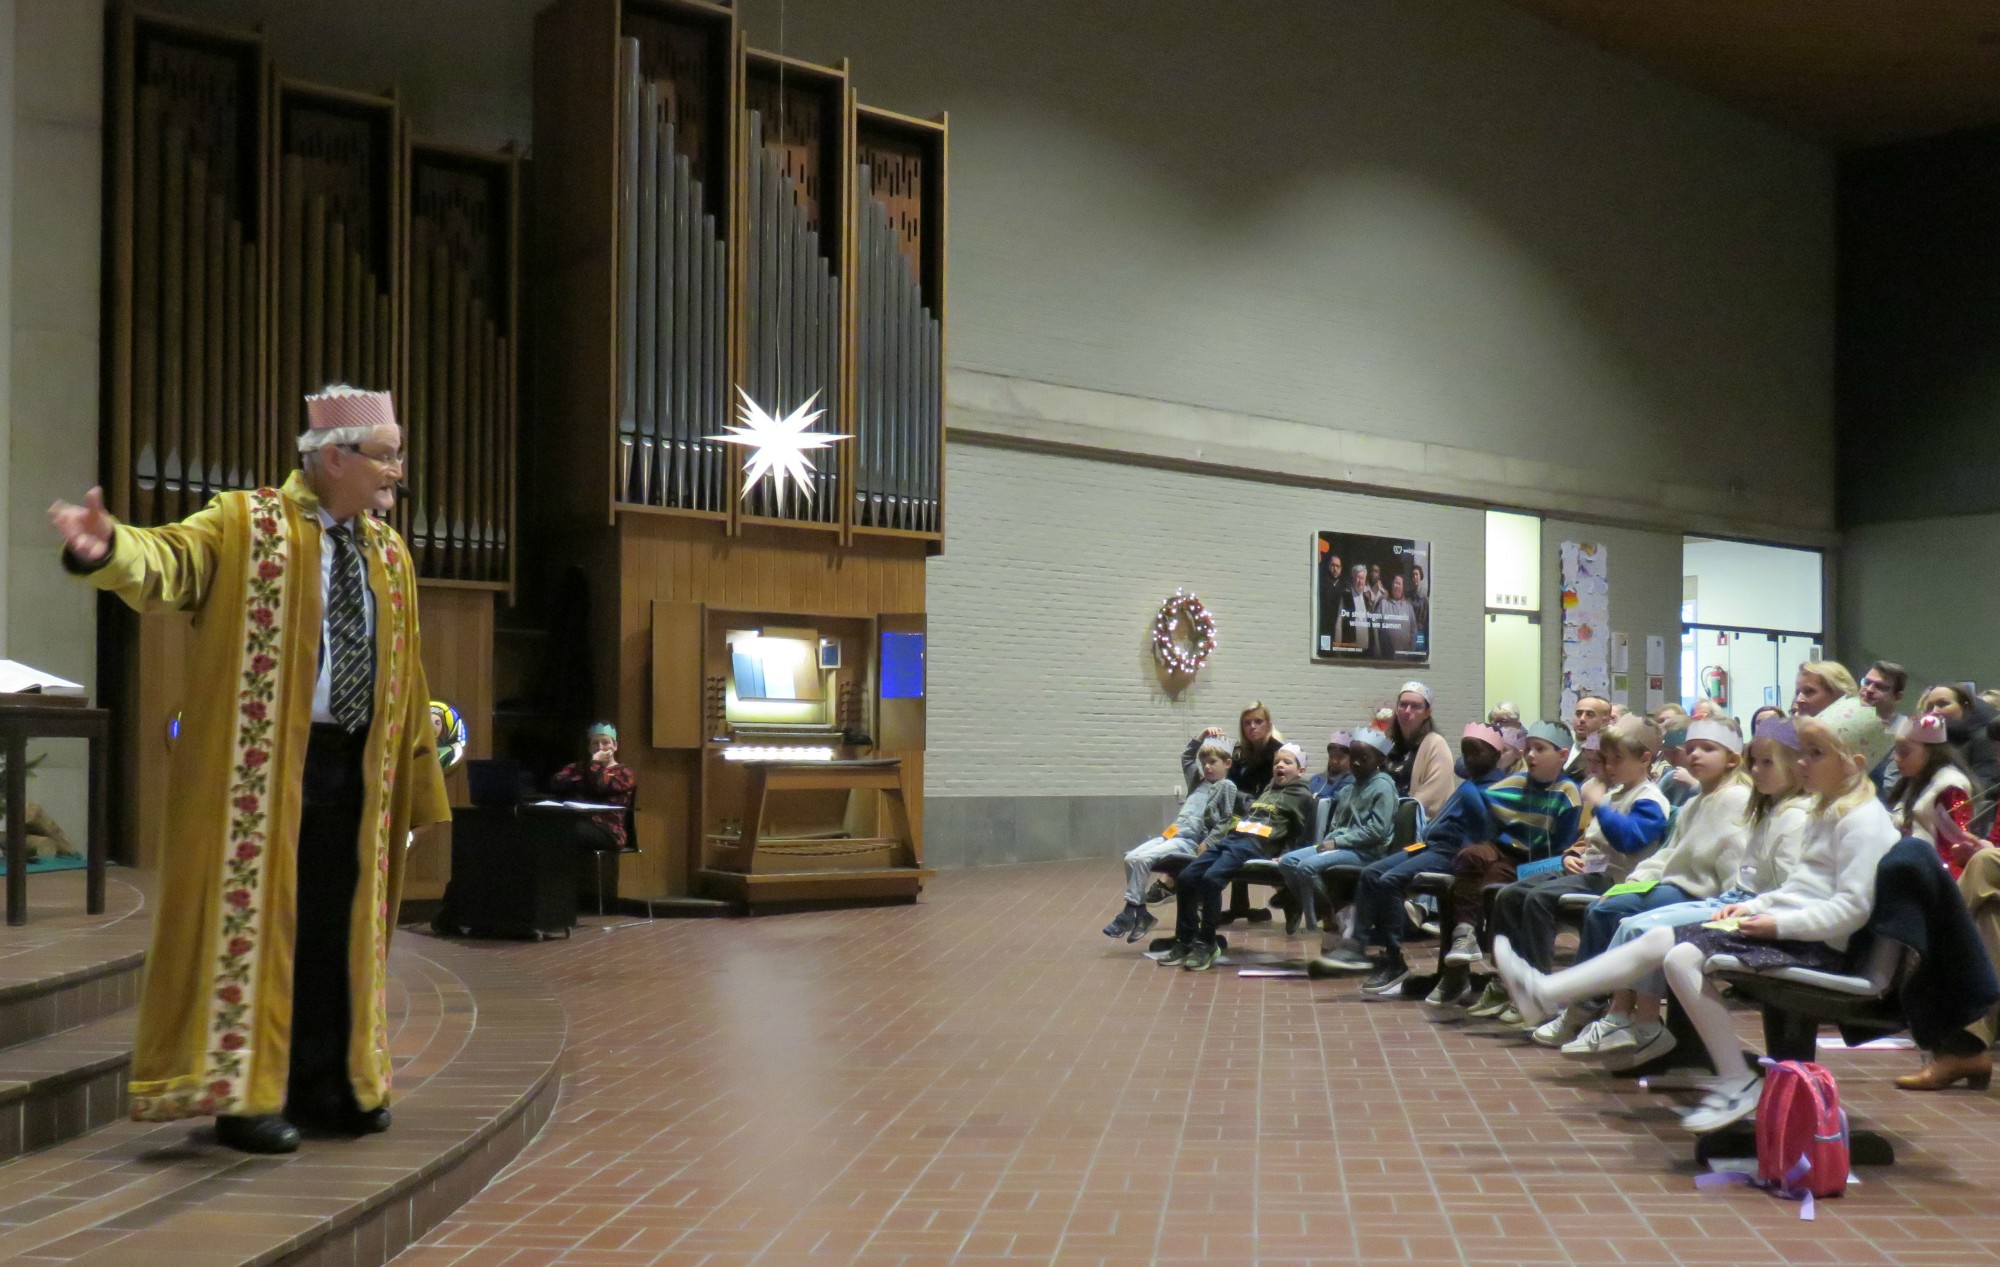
[1164,743,1317,972]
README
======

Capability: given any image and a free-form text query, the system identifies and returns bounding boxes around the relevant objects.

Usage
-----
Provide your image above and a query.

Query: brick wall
[927,442,1485,798]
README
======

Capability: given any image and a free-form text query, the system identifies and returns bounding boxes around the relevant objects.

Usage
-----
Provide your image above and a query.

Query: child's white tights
[1525,925,1750,1081]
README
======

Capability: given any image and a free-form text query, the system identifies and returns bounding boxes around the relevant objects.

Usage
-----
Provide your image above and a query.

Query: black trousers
[287,724,367,1113]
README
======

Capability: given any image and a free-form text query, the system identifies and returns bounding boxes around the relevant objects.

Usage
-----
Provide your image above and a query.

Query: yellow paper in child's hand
[1405,842,1426,853]
[1162,825,1179,839]
[1240,821,1273,839]
[1702,917,1742,932]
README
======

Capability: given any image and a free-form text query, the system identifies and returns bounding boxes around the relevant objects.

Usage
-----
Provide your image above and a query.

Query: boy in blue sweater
[1315,724,1510,994]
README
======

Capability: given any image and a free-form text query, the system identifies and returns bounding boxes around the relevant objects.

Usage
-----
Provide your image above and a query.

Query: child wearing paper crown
[1499,714,1811,1071]
[1163,742,1317,973]
[1313,724,1509,997]
[1450,722,1585,1019]
[1501,715,1673,1047]
[1541,717,1752,1062]
[1275,729,1397,936]
[1887,713,1978,874]
[1103,734,1242,942]
[1498,697,1902,1132]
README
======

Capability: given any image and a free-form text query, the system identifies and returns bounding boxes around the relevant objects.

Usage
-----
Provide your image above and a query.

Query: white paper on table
[0,660,83,695]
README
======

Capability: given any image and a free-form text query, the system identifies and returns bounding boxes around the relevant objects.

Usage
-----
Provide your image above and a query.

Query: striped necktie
[326,524,374,732]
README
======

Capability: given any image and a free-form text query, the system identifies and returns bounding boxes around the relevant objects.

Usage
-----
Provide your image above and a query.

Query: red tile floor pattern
[390,859,2000,1267]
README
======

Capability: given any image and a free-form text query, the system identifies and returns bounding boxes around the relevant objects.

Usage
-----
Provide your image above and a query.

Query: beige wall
[9,0,100,836]
[1839,513,2000,697]
[928,441,1485,798]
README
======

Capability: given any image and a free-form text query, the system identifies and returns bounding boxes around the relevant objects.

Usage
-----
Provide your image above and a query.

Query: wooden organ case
[532,0,946,910]
[100,6,520,889]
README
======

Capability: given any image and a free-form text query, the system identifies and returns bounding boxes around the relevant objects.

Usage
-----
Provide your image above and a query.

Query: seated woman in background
[1386,681,1458,818]
[1195,702,1284,797]
[1917,683,2000,790]
[549,722,637,851]
[1792,660,1858,718]
[1163,742,1317,973]
[1889,713,1978,874]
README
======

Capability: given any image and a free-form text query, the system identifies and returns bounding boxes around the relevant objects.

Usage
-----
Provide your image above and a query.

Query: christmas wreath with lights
[1152,588,1217,675]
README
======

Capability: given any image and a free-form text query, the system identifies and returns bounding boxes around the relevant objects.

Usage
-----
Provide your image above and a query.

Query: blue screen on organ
[881,632,926,699]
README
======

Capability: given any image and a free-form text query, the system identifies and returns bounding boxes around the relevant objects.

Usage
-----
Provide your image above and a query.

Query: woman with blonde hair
[1792,660,1858,717]
[1196,702,1284,797]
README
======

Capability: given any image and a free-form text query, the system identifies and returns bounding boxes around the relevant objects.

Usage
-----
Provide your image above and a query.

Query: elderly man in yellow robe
[49,385,449,1154]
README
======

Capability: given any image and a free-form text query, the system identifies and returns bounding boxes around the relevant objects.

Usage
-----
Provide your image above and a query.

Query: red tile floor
[390,859,2000,1267]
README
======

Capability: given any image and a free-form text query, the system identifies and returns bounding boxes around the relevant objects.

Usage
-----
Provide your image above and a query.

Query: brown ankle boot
[1895,1050,1993,1091]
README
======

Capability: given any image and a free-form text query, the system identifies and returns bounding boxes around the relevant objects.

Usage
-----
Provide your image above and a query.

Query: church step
[0,934,562,1267]
[0,1011,133,1163]
[0,872,148,1054]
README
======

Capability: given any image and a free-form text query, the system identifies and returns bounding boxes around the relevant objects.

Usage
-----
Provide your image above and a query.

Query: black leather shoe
[215,1113,301,1154]
[345,1106,392,1135]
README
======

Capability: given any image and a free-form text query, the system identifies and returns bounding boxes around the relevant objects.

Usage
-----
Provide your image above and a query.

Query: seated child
[1505,715,1672,1046]
[1314,724,1509,997]
[1497,700,1900,1132]
[1276,729,1396,936]
[1448,723,1583,1017]
[1310,731,1355,808]
[1651,726,1703,808]
[1164,742,1317,972]
[1104,733,1240,942]
[1545,717,1753,1062]
[1543,715,1810,1069]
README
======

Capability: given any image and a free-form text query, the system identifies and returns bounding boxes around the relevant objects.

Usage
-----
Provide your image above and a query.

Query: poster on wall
[1313,532,1431,665]
[1560,541,1610,718]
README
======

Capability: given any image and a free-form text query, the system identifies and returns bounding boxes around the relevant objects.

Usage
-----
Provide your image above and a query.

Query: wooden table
[0,697,111,926]
[697,758,930,909]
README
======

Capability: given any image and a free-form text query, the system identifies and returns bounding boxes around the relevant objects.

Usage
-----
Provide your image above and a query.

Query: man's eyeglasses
[339,444,404,469]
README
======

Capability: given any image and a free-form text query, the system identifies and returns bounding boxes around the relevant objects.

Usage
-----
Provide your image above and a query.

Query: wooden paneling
[406,585,497,900]
[649,599,704,749]
[616,515,924,896]
[1500,0,2000,144]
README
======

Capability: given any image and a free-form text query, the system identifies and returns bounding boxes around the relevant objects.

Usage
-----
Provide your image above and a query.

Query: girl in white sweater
[1498,698,1897,1132]
[1554,718,1751,1064]
[1541,717,1814,1070]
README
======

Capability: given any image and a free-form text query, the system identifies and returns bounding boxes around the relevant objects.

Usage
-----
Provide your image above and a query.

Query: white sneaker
[1599,1022,1676,1073]
[1562,1017,1627,1058]
[1530,1007,1591,1049]
[1492,938,1553,1026]
[1495,1005,1525,1026]
[1681,1076,1762,1133]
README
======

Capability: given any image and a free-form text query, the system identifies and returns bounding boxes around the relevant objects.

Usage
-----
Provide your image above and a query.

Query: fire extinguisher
[1702,665,1729,710]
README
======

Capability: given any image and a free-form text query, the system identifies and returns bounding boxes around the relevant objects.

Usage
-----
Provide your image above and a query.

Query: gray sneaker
[1465,982,1510,1017]
[1443,924,1482,967]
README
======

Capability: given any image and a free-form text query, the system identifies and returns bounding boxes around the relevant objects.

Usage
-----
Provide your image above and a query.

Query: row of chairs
[1152,797,1920,1166]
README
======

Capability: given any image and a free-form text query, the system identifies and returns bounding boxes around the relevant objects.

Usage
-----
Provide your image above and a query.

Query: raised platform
[0,872,565,1267]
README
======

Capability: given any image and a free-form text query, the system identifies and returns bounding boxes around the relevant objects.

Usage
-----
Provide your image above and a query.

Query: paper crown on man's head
[299,384,397,451]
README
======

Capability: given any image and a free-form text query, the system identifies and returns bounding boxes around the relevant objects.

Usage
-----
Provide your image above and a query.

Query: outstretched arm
[51,486,224,613]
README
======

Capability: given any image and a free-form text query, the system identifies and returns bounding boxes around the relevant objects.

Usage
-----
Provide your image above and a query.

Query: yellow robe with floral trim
[74,472,450,1120]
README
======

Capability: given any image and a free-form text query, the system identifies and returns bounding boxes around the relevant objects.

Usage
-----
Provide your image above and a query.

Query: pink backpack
[1699,1059,1850,1218]
[1758,1060,1850,1199]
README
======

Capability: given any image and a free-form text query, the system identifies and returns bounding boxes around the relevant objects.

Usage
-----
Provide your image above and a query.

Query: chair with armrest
[1694,934,1918,1166]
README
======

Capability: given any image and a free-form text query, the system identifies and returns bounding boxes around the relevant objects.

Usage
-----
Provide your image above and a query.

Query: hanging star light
[711,388,850,503]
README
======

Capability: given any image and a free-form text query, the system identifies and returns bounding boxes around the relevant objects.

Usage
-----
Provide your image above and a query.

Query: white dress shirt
[311,507,376,725]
